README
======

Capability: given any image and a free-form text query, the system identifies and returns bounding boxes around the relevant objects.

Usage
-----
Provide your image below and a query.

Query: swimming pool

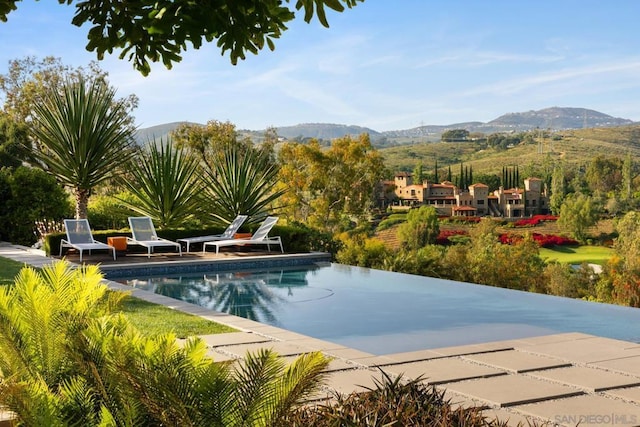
[116,263,640,355]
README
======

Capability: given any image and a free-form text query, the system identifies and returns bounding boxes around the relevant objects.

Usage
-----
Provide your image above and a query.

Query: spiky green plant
[119,138,203,227]
[204,144,286,226]
[287,371,518,426]
[30,77,137,219]
[0,261,330,426]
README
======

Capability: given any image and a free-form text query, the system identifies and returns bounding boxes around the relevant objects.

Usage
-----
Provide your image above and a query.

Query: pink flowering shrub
[499,233,577,247]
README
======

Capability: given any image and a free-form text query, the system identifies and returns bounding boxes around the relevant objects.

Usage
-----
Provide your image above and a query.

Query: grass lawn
[0,257,25,286]
[0,256,236,337]
[539,245,614,265]
[120,296,235,338]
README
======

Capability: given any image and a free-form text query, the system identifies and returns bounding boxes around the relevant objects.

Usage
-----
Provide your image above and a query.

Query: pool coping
[100,251,332,278]
[2,243,640,425]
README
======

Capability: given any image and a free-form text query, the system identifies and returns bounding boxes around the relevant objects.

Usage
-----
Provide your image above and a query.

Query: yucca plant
[203,144,286,226]
[287,371,516,426]
[119,137,204,227]
[30,77,137,219]
[0,261,331,426]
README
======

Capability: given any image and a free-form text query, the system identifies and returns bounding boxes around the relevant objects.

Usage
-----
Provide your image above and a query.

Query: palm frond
[30,77,137,218]
[204,145,286,225]
[118,138,203,227]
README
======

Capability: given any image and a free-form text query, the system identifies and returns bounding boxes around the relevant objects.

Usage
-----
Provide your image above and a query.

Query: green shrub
[88,192,137,230]
[273,221,341,255]
[0,261,330,425]
[397,206,439,250]
[336,235,390,268]
[0,166,72,245]
[382,246,444,277]
[45,222,339,256]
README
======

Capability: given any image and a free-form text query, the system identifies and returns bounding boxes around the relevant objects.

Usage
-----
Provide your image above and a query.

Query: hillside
[135,121,197,144]
[275,123,381,141]
[135,107,636,147]
[485,107,633,131]
[380,125,640,176]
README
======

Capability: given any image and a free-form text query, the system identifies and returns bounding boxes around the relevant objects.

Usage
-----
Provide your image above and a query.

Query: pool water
[117,263,640,355]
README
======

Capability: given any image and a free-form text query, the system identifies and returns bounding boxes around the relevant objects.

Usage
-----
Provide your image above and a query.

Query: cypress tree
[464,166,469,189]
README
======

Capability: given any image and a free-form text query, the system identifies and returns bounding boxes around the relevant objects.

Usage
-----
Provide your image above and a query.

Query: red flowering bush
[436,229,468,245]
[499,233,577,247]
[513,215,558,227]
[513,218,538,227]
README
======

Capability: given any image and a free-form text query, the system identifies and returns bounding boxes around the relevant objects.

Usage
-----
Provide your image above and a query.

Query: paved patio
[2,243,640,426]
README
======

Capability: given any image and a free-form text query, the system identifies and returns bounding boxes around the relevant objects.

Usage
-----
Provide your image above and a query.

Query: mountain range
[135,107,635,146]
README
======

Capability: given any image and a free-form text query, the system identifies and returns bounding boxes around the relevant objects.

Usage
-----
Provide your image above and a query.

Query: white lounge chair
[202,216,283,254]
[127,216,182,258]
[177,214,248,252]
[60,219,116,262]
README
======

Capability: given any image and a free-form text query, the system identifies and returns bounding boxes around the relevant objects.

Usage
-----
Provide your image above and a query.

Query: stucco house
[389,172,549,218]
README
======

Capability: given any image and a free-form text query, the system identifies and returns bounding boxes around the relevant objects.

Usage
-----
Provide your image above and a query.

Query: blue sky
[1,1,640,131]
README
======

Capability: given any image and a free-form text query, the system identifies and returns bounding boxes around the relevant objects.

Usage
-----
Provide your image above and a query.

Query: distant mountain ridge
[135,107,635,145]
[274,123,381,140]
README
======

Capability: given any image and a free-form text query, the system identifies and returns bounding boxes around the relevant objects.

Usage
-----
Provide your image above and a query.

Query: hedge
[44,223,338,257]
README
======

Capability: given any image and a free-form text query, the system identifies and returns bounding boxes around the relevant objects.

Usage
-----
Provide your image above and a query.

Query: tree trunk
[75,188,90,219]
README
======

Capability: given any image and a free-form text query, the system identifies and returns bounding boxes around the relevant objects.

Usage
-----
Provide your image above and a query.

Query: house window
[477,199,484,205]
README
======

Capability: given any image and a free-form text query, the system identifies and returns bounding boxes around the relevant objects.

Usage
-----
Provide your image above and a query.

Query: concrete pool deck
[2,243,640,426]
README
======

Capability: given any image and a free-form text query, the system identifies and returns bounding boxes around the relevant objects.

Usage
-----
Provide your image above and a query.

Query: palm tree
[30,77,137,219]
[119,138,204,227]
[204,144,286,226]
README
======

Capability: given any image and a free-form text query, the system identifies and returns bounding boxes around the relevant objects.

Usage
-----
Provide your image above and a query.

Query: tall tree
[278,134,386,230]
[0,111,28,168]
[0,56,138,124]
[0,1,363,75]
[433,159,439,183]
[557,193,600,243]
[441,129,469,142]
[601,211,640,306]
[549,164,566,215]
[412,162,424,185]
[30,78,137,219]
[621,152,633,201]
[172,120,278,171]
[397,206,439,250]
[585,155,623,196]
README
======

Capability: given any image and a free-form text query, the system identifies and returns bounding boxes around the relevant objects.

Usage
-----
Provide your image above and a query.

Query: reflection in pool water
[119,263,640,355]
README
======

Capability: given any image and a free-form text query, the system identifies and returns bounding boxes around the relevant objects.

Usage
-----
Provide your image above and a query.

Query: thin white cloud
[457,59,640,98]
